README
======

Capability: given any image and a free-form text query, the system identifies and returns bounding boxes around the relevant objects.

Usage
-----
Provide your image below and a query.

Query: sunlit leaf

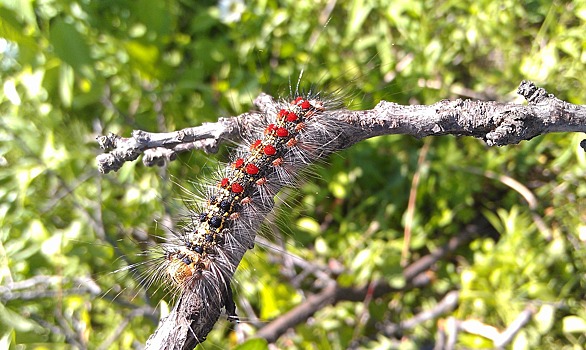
[534,304,555,334]
[563,316,586,334]
[0,303,39,333]
[233,338,269,350]
[0,9,37,52]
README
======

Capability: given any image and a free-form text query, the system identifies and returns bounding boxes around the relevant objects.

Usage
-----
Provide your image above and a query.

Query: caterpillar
[141,92,349,341]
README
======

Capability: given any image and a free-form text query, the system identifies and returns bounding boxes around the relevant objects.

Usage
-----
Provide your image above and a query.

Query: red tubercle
[277,109,288,120]
[256,177,267,185]
[263,145,277,156]
[272,157,283,166]
[286,112,298,122]
[250,139,262,150]
[240,197,252,205]
[220,178,230,187]
[233,158,244,168]
[229,212,240,220]
[286,138,298,147]
[231,182,244,193]
[245,163,259,175]
[264,123,277,135]
[300,100,311,110]
[292,96,303,105]
[276,127,289,137]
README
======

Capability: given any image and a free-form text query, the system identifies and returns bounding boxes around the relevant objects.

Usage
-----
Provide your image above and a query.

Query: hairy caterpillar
[138,92,349,334]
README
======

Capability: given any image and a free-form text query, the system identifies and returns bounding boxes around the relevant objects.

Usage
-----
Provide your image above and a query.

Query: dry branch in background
[96,81,586,349]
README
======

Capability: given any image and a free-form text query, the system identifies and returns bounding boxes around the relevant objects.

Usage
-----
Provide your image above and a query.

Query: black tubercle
[209,216,222,228]
[219,199,231,212]
[231,203,242,213]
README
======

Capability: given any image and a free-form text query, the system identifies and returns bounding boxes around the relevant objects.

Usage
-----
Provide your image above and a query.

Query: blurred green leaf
[49,18,93,73]
[0,327,13,350]
[0,8,38,52]
[233,338,269,350]
[296,217,320,236]
[58,64,74,107]
[0,303,38,333]
[511,330,529,350]
[534,305,555,334]
[123,40,160,76]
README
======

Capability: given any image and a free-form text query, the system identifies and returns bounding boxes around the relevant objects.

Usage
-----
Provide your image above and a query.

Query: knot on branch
[97,133,120,150]
[96,132,143,173]
[517,80,551,104]
[484,111,534,146]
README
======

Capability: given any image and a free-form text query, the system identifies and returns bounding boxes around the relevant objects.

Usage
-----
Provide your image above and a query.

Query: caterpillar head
[164,247,209,288]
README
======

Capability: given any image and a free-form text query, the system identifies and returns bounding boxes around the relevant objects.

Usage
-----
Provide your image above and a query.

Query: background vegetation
[1,0,585,349]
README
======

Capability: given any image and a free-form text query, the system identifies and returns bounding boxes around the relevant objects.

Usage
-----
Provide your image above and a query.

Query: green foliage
[1,0,585,349]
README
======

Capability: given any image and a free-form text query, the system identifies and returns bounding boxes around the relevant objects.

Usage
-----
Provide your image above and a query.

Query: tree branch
[454,305,536,349]
[254,225,478,343]
[97,81,586,174]
[0,276,101,302]
[380,290,460,338]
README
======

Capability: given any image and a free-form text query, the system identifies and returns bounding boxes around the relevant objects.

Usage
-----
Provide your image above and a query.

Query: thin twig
[98,306,155,350]
[402,138,432,266]
[453,305,536,349]
[464,167,552,240]
[380,290,460,337]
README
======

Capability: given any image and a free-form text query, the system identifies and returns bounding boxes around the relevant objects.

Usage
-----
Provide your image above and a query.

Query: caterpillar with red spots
[145,92,347,339]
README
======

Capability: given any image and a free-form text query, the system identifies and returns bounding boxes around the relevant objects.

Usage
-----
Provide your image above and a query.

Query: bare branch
[97,306,155,350]
[340,80,586,146]
[380,290,460,337]
[0,276,101,302]
[30,313,85,349]
[493,306,536,348]
[96,118,237,173]
[97,81,586,174]
[455,305,535,348]
[255,226,478,343]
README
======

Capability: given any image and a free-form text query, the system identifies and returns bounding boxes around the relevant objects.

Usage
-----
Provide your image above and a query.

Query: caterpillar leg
[224,285,238,322]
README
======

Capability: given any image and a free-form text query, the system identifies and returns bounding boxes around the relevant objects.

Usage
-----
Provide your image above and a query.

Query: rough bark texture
[97,81,586,174]
[96,81,586,349]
